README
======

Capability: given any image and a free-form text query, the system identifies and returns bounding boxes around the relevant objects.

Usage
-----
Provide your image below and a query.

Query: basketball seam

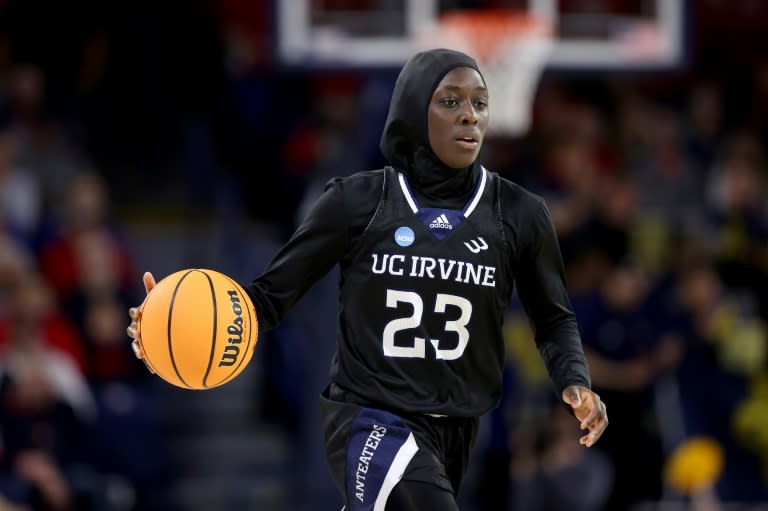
[218,274,256,386]
[168,269,195,389]
[200,270,218,389]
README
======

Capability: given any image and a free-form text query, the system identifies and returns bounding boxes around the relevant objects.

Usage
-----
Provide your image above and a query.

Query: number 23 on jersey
[382,289,472,361]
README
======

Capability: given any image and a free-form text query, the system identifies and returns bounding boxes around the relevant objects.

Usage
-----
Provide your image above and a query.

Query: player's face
[427,67,488,169]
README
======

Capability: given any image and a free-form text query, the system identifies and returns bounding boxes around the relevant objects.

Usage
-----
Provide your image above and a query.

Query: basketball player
[128,48,608,510]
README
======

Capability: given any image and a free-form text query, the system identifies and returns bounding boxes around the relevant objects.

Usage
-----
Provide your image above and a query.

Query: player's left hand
[562,385,608,448]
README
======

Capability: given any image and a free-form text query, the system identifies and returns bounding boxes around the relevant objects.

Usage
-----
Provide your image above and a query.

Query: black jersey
[245,168,590,417]
[332,167,510,416]
[246,164,590,419]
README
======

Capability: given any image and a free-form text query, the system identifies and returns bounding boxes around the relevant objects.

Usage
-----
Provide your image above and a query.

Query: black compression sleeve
[512,197,591,394]
[244,173,381,331]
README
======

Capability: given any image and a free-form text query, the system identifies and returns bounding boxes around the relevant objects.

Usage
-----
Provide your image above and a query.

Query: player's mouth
[454,136,479,150]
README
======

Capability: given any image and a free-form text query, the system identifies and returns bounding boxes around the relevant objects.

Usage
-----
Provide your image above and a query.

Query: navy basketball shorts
[320,384,479,511]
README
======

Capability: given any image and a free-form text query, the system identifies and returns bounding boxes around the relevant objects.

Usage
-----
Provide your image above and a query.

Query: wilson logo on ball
[219,290,244,367]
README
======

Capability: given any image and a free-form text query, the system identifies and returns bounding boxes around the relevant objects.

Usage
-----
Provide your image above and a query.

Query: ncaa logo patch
[394,226,415,247]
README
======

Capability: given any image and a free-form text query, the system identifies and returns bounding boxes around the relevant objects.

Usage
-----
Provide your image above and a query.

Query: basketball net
[415,10,553,137]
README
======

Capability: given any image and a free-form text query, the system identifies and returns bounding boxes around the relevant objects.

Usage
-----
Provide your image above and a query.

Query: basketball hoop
[415,10,553,137]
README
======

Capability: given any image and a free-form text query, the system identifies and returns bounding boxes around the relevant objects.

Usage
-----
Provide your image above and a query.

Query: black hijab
[379,48,485,206]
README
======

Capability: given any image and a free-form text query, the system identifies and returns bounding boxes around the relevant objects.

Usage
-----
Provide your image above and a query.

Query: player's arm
[513,197,608,447]
[126,175,379,362]
[243,174,379,331]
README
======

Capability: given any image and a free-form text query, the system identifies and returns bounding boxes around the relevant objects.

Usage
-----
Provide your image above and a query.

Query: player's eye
[473,99,488,110]
[441,98,458,107]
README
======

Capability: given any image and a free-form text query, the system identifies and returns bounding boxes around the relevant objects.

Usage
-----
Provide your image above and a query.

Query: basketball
[136,269,258,389]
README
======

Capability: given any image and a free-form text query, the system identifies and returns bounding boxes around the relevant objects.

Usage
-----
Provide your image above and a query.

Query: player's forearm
[535,318,592,393]
[243,229,345,331]
[243,182,351,331]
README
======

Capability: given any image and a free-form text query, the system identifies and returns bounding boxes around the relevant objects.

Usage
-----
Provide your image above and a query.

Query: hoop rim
[420,9,553,63]
[437,9,553,35]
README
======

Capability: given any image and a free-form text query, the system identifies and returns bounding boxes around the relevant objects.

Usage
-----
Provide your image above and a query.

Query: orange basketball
[136,269,258,389]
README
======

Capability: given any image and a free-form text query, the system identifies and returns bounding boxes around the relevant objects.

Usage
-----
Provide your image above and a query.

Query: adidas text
[429,214,452,229]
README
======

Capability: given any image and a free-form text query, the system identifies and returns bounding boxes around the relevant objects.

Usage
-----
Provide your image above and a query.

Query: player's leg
[385,480,459,511]
[321,389,424,510]
[320,386,467,510]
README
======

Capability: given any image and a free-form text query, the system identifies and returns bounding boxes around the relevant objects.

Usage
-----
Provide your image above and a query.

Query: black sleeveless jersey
[330,167,512,417]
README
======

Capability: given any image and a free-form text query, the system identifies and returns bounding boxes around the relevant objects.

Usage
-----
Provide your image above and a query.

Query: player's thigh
[385,480,459,511]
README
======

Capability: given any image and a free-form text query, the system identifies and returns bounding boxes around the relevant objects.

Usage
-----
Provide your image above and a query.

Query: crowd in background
[0,0,767,510]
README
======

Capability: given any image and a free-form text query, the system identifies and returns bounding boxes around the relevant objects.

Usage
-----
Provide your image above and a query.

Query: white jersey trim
[397,166,488,218]
[373,432,419,511]
[462,167,487,218]
[398,173,419,213]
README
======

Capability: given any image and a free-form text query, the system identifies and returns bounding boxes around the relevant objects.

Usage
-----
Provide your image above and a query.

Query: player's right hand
[562,385,608,448]
[127,272,156,372]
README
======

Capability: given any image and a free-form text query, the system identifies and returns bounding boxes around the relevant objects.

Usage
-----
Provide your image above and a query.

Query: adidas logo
[429,214,453,230]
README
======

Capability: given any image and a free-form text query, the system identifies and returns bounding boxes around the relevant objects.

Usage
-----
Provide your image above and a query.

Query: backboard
[276,0,686,71]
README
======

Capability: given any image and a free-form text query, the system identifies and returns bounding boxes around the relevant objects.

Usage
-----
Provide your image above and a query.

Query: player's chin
[443,150,480,169]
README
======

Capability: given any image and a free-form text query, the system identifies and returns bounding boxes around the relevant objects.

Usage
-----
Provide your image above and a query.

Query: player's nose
[458,101,478,124]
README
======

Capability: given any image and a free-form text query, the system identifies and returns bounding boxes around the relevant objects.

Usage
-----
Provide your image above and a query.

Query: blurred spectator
[81,295,143,384]
[746,58,768,144]
[706,135,768,321]
[668,254,768,501]
[0,127,41,248]
[0,274,87,376]
[0,273,95,511]
[576,261,684,511]
[3,66,46,135]
[14,118,89,227]
[685,81,724,173]
[626,106,705,236]
[285,73,366,230]
[497,306,614,511]
[33,173,166,509]
[2,65,88,245]
[0,234,33,305]
[590,172,637,266]
[508,404,613,511]
[0,251,168,511]
[535,135,601,267]
[38,172,135,325]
